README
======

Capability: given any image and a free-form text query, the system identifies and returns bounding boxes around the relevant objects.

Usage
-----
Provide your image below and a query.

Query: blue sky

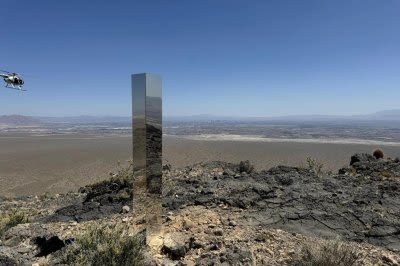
[0,0,399,117]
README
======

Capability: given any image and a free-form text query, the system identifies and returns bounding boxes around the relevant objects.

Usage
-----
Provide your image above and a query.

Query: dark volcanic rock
[161,234,188,260]
[44,199,126,223]
[44,178,132,223]
[0,255,17,266]
[350,153,377,165]
[346,153,400,179]
[163,155,400,252]
[2,153,400,265]
[194,246,252,265]
[33,235,70,257]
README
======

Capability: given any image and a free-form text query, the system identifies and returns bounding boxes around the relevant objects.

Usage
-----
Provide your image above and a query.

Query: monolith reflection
[132,73,162,245]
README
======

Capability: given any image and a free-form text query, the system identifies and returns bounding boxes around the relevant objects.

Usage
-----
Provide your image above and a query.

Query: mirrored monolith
[132,73,162,246]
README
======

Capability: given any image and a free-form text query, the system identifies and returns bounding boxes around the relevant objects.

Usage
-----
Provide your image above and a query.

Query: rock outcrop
[0,153,399,265]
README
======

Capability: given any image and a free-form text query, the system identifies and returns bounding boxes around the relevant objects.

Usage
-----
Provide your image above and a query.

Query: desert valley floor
[1,134,400,197]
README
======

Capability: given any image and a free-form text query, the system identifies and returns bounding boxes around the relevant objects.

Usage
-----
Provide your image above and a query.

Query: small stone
[208,243,220,250]
[136,217,146,225]
[189,237,204,249]
[122,205,130,213]
[161,234,187,260]
[183,219,195,230]
[214,228,223,236]
[228,220,237,226]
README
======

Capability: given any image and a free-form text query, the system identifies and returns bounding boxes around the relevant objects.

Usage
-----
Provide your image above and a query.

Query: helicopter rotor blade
[0,70,12,74]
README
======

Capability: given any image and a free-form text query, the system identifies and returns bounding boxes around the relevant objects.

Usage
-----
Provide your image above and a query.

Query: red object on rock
[373,149,384,159]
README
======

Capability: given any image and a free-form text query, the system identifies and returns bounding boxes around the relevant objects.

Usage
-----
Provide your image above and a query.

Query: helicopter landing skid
[7,86,26,91]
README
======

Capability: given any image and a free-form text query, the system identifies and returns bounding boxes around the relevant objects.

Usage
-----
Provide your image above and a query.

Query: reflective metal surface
[145,75,162,194]
[132,73,162,245]
[132,74,146,177]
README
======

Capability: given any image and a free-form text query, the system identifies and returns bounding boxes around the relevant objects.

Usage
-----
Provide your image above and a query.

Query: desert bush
[373,148,384,159]
[291,238,360,266]
[116,189,131,201]
[306,157,324,176]
[238,160,254,174]
[85,161,134,192]
[381,169,392,178]
[62,223,145,266]
[112,160,134,186]
[0,209,30,236]
[349,167,358,176]
[39,191,50,201]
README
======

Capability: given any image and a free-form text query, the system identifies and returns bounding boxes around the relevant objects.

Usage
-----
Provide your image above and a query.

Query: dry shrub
[82,161,134,200]
[291,238,360,266]
[373,149,384,159]
[39,191,50,201]
[61,223,145,266]
[0,209,30,236]
[306,157,324,176]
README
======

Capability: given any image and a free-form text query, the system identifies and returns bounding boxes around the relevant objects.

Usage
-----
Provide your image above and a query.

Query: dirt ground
[1,134,400,196]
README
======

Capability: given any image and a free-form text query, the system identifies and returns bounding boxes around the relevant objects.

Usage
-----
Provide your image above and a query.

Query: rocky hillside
[0,153,399,265]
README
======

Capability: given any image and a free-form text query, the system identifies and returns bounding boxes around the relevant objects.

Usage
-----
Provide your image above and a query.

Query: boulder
[161,233,188,260]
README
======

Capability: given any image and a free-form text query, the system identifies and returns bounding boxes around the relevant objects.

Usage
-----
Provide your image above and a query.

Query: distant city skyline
[0,1,399,117]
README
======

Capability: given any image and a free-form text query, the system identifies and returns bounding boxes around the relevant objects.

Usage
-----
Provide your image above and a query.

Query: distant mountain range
[166,109,400,122]
[356,110,400,120]
[0,115,40,126]
[1,109,400,125]
[37,116,131,124]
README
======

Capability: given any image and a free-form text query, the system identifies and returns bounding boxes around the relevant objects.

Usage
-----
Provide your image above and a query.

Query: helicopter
[0,70,25,91]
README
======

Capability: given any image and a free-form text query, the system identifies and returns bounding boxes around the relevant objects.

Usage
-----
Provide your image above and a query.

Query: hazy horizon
[2,108,400,119]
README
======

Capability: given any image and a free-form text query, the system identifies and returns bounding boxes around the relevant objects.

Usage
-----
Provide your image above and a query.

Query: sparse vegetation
[111,159,134,186]
[89,161,133,190]
[239,160,254,173]
[306,157,324,176]
[0,209,30,236]
[116,190,131,201]
[61,223,145,266]
[39,191,50,201]
[373,148,384,159]
[349,167,358,176]
[381,169,392,178]
[291,239,360,266]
